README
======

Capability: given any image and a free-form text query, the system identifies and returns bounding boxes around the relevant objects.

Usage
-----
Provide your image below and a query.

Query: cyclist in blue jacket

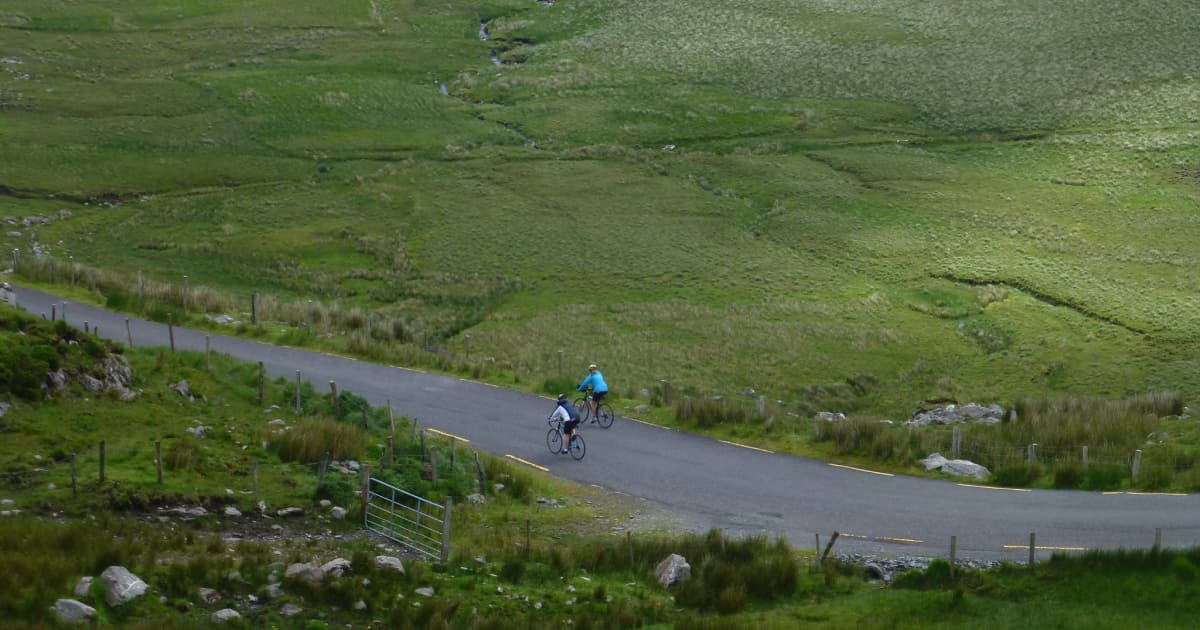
[550,393,581,454]
[577,363,608,423]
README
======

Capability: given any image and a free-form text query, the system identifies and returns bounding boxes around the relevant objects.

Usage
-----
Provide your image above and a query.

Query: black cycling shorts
[564,419,579,433]
[592,390,607,403]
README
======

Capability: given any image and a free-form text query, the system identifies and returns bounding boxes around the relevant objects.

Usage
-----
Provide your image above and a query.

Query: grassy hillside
[2,0,1197,420]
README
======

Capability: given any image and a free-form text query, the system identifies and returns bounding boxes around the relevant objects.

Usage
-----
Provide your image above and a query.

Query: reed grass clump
[269,419,365,463]
[676,396,750,428]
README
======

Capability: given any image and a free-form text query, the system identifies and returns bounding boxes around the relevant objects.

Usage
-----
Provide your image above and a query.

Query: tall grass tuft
[676,396,750,428]
[268,419,365,463]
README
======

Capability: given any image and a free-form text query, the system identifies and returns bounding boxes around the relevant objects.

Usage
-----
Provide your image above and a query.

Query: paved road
[10,286,1200,561]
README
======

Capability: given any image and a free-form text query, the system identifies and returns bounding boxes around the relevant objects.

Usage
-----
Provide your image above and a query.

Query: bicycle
[546,416,586,460]
[573,389,614,429]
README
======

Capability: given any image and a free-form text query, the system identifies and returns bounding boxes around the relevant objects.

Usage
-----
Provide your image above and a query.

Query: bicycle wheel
[546,428,563,454]
[596,404,614,429]
[574,397,591,422]
[569,433,586,460]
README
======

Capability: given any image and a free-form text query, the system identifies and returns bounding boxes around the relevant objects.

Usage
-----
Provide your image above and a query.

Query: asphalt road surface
[10,285,1200,561]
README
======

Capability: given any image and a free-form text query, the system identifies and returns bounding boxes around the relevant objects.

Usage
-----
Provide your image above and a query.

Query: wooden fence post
[440,497,453,564]
[51,304,56,321]
[952,427,962,458]
[1029,532,1036,569]
[431,449,439,487]
[294,370,301,415]
[252,458,259,496]
[1132,449,1143,481]
[155,440,163,484]
[71,454,77,498]
[1154,527,1162,552]
[205,335,211,372]
[99,441,106,483]
[330,381,339,417]
[815,533,821,568]
[257,362,264,406]
[137,270,144,300]
[251,292,258,324]
[1082,445,1089,470]
[84,321,89,333]
[359,464,370,523]
[387,401,394,436]
[420,429,426,461]
[317,451,330,488]
[949,535,957,580]
[386,436,394,468]
[475,452,485,494]
[125,318,133,348]
[167,315,176,353]
[660,380,671,405]
[525,519,531,558]
[450,437,456,467]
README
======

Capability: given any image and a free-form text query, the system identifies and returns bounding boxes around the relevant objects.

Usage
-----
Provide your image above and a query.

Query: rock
[321,558,353,578]
[331,506,347,520]
[224,506,242,517]
[414,587,435,597]
[73,576,93,597]
[262,583,284,600]
[815,411,847,422]
[171,380,192,399]
[0,402,9,417]
[354,600,367,611]
[909,403,1004,426]
[285,562,324,586]
[47,369,68,391]
[465,493,486,505]
[940,459,990,479]
[493,483,505,493]
[280,602,303,617]
[634,404,650,413]
[79,375,104,392]
[277,507,303,517]
[267,418,287,426]
[257,500,267,515]
[864,562,889,582]
[212,608,241,623]
[53,599,96,624]
[6,231,20,238]
[319,499,332,508]
[198,587,222,604]
[100,566,148,607]
[185,425,210,439]
[374,556,405,574]
[655,554,691,589]
[168,506,208,518]
[920,453,949,471]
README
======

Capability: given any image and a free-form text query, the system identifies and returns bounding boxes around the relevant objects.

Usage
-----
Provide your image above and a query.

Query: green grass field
[2,1,1197,434]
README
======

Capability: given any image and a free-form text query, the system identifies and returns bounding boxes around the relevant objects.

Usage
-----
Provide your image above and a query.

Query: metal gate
[364,477,452,562]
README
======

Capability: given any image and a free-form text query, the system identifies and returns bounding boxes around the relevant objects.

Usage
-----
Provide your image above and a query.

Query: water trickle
[478,22,489,41]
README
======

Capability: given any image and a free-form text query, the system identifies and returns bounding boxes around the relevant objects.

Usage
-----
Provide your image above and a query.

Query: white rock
[415,587,435,597]
[276,507,303,517]
[100,566,148,607]
[331,506,348,520]
[212,608,241,623]
[53,599,96,624]
[374,555,405,574]
[224,506,242,517]
[73,576,93,598]
[280,603,303,617]
[321,558,353,578]
[655,554,691,590]
[319,499,331,508]
[920,453,949,471]
[285,562,324,586]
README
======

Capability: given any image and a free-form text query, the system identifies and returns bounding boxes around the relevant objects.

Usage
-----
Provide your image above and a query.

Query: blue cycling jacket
[578,371,608,393]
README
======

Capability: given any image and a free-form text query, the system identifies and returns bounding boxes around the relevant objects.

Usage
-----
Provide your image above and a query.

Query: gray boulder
[0,402,10,417]
[276,507,303,517]
[920,453,949,471]
[73,576,93,597]
[285,562,324,586]
[100,566,148,607]
[262,583,284,600]
[321,558,353,578]
[330,506,348,520]
[374,555,404,574]
[415,587,435,597]
[212,608,241,623]
[53,599,95,624]
[909,403,1004,426]
[198,587,221,604]
[815,411,847,422]
[941,459,990,479]
[655,554,691,589]
[280,602,303,617]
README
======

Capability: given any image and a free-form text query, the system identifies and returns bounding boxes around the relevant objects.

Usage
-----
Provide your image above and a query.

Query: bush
[676,396,750,428]
[1172,556,1199,582]
[165,436,203,471]
[1052,462,1083,488]
[1080,464,1126,491]
[269,419,366,463]
[989,463,1044,487]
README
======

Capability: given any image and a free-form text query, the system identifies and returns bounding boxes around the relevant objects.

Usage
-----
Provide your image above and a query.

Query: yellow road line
[1102,491,1187,497]
[505,454,548,472]
[625,416,672,430]
[1002,544,1088,552]
[719,440,774,454]
[829,463,893,477]
[957,483,1031,493]
[426,428,470,443]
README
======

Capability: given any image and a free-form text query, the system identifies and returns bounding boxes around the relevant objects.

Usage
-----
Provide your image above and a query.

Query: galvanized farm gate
[364,477,452,562]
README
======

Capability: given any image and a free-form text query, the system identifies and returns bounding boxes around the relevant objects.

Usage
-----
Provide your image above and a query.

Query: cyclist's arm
[577,374,592,392]
[550,406,570,422]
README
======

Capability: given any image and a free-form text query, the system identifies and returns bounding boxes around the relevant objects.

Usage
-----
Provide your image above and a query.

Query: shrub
[1172,556,1200,582]
[165,436,203,471]
[1080,464,1126,491]
[989,463,1044,487]
[676,396,750,428]
[1052,462,1083,488]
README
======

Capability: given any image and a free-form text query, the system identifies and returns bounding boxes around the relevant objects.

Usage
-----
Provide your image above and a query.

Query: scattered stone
[655,554,691,589]
[171,380,193,399]
[920,453,949,471]
[634,404,650,413]
[921,452,990,479]
[223,506,242,517]
[262,583,284,600]
[267,418,287,426]
[321,558,353,578]
[908,403,1004,426]
[53,599,96,624]
[168,506,208,518]
[100,566,148,607]
[493,483,505,493]
[79,374,104,392]
[47,369,68,391]
[815,411,847,422]
[285,562,324,586]
[198,587,222,604]
[276,507,304,517]
[374,556,404,574]
[0,402,10,418]
[280,603,303,617]
[212,608,241,624]
[465,493,486,505]
[415,587,435,597]
[354,600,367,611]
[319,499,332,508]
[331,506,347,520]
[73,576,93,597]
[185,425,210,439]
